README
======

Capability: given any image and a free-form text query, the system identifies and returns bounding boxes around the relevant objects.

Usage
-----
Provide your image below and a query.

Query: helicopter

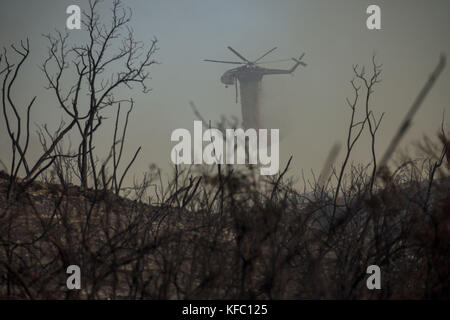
[205,46,306,88]
[204,46,306,128]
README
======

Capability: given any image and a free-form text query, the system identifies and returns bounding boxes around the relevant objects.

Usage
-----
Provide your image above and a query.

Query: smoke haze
[0,0,449,185]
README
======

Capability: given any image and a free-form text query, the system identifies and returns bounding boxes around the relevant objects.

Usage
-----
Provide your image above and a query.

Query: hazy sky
[1,0,449,185]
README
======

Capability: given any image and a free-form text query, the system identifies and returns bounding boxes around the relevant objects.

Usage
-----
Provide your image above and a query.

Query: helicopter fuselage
[220,65,264,86]
[220,59,303,87]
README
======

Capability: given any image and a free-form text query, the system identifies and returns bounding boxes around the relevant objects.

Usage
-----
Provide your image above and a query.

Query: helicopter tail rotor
[292,53,307,66]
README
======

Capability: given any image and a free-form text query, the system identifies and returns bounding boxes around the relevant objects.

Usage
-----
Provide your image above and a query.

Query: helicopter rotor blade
[254,47,278,63]
[227,46,249,62]
[203,59,244,65]
[256,58,293,64]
